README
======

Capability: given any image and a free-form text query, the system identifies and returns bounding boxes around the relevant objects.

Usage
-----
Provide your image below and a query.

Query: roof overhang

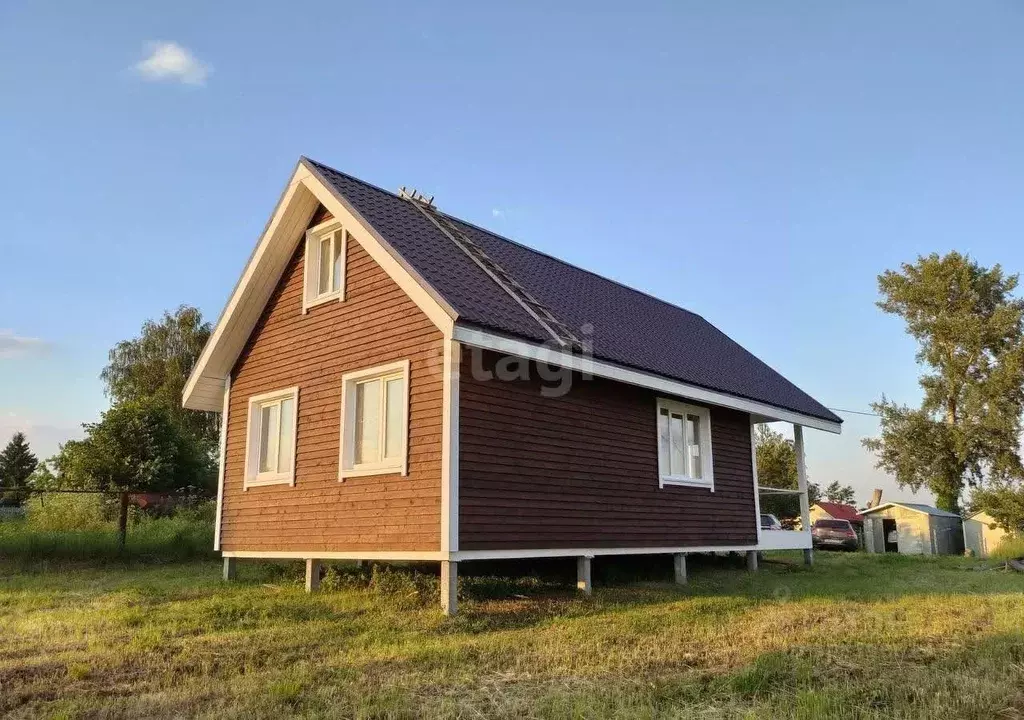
[452,326,842,434]
[182,159,457,412]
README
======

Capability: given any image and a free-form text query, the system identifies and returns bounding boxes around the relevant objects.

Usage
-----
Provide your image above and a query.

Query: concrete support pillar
[222,556,236,582]
[803,548,814,566]
[746,550,759,572]
[305,559,322,592]
[673,553,687,585]
[577,556,593,594]
[440,560,458,616]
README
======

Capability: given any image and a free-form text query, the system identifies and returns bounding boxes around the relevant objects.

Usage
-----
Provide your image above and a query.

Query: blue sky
[2,1,1023,505]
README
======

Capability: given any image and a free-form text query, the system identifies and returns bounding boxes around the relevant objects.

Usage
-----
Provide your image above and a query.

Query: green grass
[1,552,1023,719]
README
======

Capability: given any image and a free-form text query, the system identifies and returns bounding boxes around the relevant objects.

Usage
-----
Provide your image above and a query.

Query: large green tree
[863,252,1024,511]
[755,424,820,520]
[101,305,216,452]
[0,432,38,505]
[53,400,215,492]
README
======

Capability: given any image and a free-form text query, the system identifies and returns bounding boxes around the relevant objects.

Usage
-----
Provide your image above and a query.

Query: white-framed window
[244,387,299,489]
[339,360,410,480]
[302,219,347,312]
[656,398,714,489]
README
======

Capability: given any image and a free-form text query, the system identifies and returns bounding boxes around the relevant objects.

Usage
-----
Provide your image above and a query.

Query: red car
[811,518,859,551]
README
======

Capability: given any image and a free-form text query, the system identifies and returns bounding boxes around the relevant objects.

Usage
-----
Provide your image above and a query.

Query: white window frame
[338,360,411,480]
[656,398,714,490]
[302,219,347,312]
[243,387,300,489]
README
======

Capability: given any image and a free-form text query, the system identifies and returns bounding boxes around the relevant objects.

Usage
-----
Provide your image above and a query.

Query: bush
[24,494,110,531]
[990,534,1024,561]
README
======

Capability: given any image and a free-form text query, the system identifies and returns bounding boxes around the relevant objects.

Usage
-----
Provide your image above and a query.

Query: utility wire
[827,407,882,418]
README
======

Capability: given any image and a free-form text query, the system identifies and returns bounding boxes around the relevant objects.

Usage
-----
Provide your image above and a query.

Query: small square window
[244,388,299,488]
[303,221,346,312]
[656,399,713,489]
[339,360,410,479]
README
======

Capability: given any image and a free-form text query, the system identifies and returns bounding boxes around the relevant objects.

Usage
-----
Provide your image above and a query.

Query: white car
[760,513,782,531]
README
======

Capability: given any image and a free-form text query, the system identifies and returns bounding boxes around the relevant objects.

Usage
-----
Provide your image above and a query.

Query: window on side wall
[244,387,299,488]
[656,398,714,489]
[303,220,346,311]
[339,360,410,480]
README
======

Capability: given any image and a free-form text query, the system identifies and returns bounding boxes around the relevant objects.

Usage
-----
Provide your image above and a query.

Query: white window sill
[244,473,295,489]
[339,464,406,480]
[304,291,343,312]
[660,476,714,490]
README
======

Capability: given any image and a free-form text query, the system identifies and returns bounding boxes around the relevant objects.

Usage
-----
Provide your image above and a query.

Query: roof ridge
[304,156,707,324]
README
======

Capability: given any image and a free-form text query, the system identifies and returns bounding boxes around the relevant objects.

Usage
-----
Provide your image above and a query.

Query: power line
[828,407,881,418]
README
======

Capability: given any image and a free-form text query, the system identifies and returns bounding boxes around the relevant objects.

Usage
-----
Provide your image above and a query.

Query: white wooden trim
[243,387,299,490]
[656,397,714,490]
[300,160,456,336]
[441,339,460,553]
[183,163,317,411]
[338,360,410,480]
[750,420,763,547]
[302,220,345,313]
[757,530,812,550]
[213,375,231,552]
[183,161,457,412]
[223,550,447,561]
[452,326,842,435]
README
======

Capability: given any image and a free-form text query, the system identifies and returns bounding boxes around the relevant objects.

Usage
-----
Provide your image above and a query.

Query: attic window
[656,398,714,489]
[303,220,346,311]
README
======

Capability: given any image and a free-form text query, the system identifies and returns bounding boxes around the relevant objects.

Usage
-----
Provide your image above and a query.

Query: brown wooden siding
[220,210,444,552]
[458,349,758,550]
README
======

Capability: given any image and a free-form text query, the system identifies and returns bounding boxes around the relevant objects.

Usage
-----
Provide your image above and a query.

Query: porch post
[794,424,813,566]
[222,556,236,582]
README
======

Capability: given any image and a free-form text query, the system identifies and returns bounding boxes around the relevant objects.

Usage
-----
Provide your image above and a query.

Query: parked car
[760,513,782,531]
[811,518,859,551]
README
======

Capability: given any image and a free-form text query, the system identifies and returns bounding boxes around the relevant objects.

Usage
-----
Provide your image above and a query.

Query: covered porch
[752,423,816,563]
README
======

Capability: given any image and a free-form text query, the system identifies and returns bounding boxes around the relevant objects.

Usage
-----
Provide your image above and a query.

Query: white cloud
[491,208,505,218]
[135,42,210,85]
[0,330,51,360]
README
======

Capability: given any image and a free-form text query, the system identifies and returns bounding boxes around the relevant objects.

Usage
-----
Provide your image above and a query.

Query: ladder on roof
[399,187,587,353]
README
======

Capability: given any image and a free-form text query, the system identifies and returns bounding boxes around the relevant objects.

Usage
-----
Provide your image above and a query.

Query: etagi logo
[465,323,595,398]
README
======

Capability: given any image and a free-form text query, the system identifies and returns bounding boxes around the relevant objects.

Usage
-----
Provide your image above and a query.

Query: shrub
[0,500,216,564]
[24,493,110,531]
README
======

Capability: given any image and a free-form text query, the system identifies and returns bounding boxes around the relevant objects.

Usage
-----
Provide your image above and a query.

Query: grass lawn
[2,552,1023,719]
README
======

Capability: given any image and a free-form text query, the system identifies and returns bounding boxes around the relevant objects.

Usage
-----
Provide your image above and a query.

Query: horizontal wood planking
[458,349,758,550]
[221,208,444,553]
